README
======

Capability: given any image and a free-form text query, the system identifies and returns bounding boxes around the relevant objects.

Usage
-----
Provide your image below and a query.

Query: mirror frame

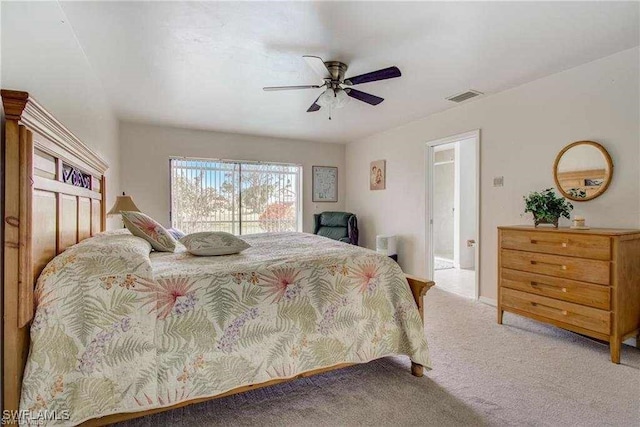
[553,140,613,202]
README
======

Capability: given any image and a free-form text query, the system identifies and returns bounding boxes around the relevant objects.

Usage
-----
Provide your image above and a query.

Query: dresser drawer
[500,268,610,310]
[501,230,610,260]
[501,288,610,335]
[501,249,610,285]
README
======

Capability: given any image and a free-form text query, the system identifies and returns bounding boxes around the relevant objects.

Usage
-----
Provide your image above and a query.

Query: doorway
[426,131,480,299]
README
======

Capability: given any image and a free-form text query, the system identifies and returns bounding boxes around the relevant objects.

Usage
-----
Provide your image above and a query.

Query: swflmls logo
[2,410,71,424]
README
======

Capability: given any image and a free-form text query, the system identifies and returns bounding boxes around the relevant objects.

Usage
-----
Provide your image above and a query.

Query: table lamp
[107,192,140,226]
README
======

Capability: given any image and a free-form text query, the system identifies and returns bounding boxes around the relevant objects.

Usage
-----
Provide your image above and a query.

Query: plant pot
[534,216,559,228]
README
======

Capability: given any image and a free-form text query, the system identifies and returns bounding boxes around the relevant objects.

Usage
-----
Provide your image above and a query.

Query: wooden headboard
[2,90,108,413]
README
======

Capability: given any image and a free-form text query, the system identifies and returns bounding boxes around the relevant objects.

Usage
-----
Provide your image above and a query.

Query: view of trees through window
[170,158,301,235]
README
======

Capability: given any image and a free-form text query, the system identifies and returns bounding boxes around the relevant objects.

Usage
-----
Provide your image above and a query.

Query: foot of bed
[405,274,435,323]
[411,362,424,377]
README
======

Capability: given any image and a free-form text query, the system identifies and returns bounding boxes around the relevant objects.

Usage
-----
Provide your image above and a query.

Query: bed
[1,90,434,426]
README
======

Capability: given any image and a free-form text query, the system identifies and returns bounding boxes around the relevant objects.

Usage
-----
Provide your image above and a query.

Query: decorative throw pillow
[121,211,177,252]
[167,227,186,240]
[179,232,250,256]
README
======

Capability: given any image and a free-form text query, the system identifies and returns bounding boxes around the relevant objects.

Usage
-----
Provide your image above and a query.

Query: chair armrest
[347,215,358,245]
[313,214,321,234]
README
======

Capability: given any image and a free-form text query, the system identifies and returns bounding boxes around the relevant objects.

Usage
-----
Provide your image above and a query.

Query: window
[170,158,302,235]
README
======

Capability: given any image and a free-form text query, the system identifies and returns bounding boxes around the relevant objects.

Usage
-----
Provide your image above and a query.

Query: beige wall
[1,1,121,229]
[346,47,640,300]
[119,122,345,233]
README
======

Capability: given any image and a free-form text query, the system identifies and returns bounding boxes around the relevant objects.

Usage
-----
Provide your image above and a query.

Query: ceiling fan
[263,56,401,118]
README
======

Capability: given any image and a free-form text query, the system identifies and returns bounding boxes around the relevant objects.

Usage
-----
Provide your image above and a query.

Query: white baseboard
[479,296,497,306]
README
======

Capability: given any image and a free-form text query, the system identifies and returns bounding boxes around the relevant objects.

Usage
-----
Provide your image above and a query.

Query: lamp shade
[107,194,140,215]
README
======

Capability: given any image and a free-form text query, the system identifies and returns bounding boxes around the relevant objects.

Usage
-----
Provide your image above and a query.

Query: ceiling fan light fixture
[334,88,349,109]
[316,88,350,109]
[316,89,332,108]
[264,56,401,114]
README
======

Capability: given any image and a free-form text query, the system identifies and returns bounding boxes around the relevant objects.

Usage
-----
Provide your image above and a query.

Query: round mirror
[553,141,613,201]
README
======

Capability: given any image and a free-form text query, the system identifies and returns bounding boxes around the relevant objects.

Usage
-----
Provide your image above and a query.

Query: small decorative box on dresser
[497,226,640,363]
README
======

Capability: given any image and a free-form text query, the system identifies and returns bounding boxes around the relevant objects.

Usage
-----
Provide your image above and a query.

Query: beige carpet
[116,288,640,426]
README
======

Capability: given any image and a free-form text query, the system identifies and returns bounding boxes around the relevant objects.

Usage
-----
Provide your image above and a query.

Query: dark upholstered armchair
[313,212,358,245]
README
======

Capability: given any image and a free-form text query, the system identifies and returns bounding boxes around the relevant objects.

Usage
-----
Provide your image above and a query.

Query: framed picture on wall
[370,160,386,190]
[312,166,338,202]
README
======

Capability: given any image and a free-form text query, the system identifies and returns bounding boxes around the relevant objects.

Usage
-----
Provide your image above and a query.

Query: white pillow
[121,211,177,252]
[179,232,250,256]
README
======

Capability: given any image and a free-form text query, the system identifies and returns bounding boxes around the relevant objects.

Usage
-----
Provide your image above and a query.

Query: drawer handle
[530,260,567,270]
[531,302,568,315]
[530,239,568,248]
[530,281,568,293]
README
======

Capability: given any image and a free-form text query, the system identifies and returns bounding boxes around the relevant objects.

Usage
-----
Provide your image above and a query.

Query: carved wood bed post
[406,274,435,377]
[3,90,33,413]
[2,89,109,418]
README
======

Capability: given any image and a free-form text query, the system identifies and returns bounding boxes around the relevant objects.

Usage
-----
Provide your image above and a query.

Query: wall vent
[446,90,483,103]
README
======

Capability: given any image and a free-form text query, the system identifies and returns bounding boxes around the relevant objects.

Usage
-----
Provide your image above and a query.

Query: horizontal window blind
[170,158,301,235]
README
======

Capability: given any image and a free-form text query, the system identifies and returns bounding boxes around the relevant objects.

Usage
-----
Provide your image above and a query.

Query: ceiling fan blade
[263,85,323,91]
[303,55,331,79]
[345,88,384,105]
[307,95,321,112]
[344,66,401,86]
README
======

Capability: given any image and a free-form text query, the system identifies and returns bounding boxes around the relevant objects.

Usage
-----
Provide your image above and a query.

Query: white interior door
[426,130,481,299]
[433,149,455,262]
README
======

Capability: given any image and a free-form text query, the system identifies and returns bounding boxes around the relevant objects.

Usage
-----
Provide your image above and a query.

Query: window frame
[169,156,303,235]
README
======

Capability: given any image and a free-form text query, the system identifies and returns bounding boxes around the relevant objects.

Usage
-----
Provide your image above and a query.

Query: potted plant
[523,188,573,228]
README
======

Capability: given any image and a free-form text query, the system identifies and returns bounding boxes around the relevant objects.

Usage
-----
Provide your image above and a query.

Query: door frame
[425,130,481,300]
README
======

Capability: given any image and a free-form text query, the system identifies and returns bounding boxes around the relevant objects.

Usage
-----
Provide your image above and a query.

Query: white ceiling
[59,1,639,143]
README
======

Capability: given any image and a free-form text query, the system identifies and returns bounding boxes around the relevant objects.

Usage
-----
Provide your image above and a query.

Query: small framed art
[370,160,386,190]
[312,166,338,202]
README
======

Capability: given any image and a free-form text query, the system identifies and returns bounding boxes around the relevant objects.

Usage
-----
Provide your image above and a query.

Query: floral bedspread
[21,232,430,425]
